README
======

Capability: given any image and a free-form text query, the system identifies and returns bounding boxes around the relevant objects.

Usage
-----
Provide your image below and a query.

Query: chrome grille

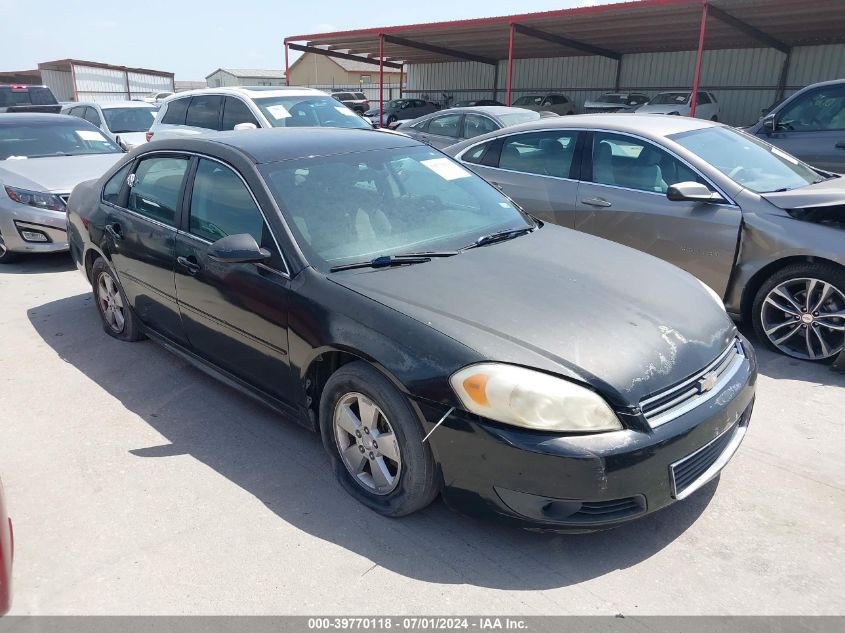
[640,339,745,427]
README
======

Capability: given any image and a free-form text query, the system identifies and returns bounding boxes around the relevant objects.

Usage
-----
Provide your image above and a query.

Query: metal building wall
[73,64,128,102]
[127,71,173,97]
[405,44,845,126]
[39,69,74,101]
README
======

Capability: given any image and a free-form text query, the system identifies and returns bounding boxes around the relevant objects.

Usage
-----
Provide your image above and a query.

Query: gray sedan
[398,106,543,149]
[447,114,845,362]
[0,114,124,262]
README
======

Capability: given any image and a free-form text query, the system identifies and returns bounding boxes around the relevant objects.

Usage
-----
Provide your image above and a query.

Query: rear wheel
[711,115,719,122]
[319,361,439,517]
[752,263,845,361]
[386,114,398,126]
[92,258,144,342]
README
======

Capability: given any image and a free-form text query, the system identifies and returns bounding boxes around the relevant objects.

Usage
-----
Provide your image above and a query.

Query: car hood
[330,226,736,407]
[636,104,688,114]
[0,153,124,193]
[761,176,845,209]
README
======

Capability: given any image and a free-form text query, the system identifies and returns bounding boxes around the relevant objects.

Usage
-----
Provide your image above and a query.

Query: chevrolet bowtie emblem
[697,372,718,394]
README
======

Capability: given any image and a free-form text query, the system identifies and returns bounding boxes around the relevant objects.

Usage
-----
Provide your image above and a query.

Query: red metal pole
[284,43,290,86]
[506,23,515,106]
[379,33,385,126]
[690,0,709,118]
[399,64,404,98]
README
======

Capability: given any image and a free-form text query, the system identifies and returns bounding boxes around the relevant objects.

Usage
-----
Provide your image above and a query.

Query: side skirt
[144,328,317,432]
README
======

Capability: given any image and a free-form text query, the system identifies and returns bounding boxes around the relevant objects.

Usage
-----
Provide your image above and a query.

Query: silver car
[447,114,845,362]
[61,101,157,150]
[0,114,124,262]
[398,106,543,149]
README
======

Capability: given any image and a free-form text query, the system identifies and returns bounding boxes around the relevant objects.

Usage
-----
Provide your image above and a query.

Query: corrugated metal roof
[285,0,845,64]
[209,68,286,79]
[37,59,173,78]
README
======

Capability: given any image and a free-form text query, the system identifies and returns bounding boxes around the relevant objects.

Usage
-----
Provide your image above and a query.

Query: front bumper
[419,338,757,531]
[0,199,69,254]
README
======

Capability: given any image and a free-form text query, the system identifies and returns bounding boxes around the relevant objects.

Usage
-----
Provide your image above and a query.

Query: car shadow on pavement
[0,252,76,275]
[737,323,845,385]
[28,293,719,590]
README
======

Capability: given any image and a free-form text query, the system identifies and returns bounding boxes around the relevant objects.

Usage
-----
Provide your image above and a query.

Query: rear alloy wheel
[92,258,144,342]
[320,361,439,516]
[753,264,845,361]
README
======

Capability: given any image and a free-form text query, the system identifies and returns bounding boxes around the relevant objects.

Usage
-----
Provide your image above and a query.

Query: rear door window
[83,107,102,126]
[185,95,222,130]
[128,156,189,225]
[462,114,499,139]
[161,97,190,125]
[222,97,259,130]
[498,131,580,178]
[427,114,462,138]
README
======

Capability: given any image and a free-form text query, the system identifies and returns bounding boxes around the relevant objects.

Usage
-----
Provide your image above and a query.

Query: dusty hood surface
[0,153,123,193]
[331,225,736,407]
[762,176,845,210]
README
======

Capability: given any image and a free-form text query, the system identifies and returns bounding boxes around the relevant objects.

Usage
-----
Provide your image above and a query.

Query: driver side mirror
[667,182,725,204]
[761,113,776,134]
[234,122,258,131]
[207,233,271,264]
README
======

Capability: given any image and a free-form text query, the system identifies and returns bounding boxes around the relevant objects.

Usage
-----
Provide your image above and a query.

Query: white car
[143,91,174,105]
[147,86,372,141]
[61,101,157,150]
[636,91,720,120]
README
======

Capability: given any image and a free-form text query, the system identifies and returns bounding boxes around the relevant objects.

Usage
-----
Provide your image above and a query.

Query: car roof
[67,100,156,109]
[0,113,84,126]
[162,86,326,102]
[147,127,424,164]
[458,113,716,141]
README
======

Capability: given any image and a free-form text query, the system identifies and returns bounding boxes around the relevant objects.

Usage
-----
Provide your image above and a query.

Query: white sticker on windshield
[771,146,799,164]
[335,106,359,117]
[420,158,471,181]
[266,104,291,120]
[76,129,105,141]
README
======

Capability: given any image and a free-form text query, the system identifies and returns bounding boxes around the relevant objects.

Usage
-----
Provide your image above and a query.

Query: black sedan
[67,128,756,530]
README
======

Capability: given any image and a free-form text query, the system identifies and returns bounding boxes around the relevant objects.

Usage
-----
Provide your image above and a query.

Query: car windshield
[498,110,542,126]
[102,107,156,133]
[513,96,544,106]
[597,94,627,104]
[670,126,822,193]
[253,96,371,129]
[651,92,690,105]
[260,146,535,272]
[0,121,123,159]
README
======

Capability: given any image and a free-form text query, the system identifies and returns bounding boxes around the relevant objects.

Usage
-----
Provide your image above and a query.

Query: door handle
[177,255,201,275]
[104,222,124,241]
[835,141,845,150]
[582,197,612,208]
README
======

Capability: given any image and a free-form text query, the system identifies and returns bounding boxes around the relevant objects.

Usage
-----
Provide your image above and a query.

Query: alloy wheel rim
[97,272,126,333]
[0,239,7,257]
[761,277,845,360]
[333,392,401,495]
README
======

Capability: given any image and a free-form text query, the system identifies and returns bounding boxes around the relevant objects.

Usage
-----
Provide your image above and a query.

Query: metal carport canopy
[284,0,845,116]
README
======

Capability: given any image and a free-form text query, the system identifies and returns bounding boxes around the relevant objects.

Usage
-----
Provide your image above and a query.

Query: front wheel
[386,114,398,126]
[711,115,719,122]
[752,263,845,361]
[0,239,21,264]
[319,361,439,517]
[92,258,144,342]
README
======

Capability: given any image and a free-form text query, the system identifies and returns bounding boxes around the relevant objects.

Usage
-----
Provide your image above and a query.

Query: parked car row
[0,77,842,537]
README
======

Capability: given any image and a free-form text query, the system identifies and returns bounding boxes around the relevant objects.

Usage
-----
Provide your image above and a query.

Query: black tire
[386,114,398,125]
[0,239,21,264]
[319,361,439,517]
[751,261,845,361]
[711,115,719,122]
[91,257,145,342]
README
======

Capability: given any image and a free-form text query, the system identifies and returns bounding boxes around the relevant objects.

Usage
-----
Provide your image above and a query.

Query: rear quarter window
[161,98,190,125]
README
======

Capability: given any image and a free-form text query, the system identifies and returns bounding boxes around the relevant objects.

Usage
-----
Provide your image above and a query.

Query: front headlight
[697,278,725,310]
[4,186,65,212]
[450,364,622,433]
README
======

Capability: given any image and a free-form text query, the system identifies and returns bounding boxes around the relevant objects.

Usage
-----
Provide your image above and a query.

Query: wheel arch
[740,255,845,321]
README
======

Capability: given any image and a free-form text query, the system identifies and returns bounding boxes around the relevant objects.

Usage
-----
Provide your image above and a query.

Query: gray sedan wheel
[0,238,21,264]
[753,264,845,361]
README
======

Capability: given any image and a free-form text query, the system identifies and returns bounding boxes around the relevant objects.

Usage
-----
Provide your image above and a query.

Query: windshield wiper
[330,251,456,272]
[461,226,535,251]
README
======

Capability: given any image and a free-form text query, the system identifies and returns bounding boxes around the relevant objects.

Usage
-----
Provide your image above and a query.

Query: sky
[1,0,618,80]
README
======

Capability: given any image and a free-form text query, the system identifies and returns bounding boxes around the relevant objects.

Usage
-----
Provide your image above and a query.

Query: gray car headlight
[450,364,622,432]
[4,186,65,212]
